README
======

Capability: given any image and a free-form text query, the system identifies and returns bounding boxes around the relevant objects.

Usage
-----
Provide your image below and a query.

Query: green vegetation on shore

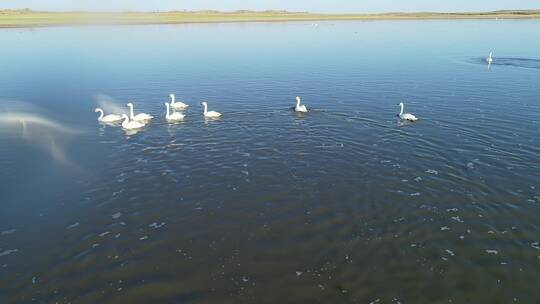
[1,9,540,27]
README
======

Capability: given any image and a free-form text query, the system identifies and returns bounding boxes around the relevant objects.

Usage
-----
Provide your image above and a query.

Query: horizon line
[2,8,540,14]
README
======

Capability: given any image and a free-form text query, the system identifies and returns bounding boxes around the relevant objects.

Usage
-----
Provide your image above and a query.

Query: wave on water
[473,57,540,69]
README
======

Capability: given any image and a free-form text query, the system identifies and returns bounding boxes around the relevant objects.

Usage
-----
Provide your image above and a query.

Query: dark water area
[471,57,540,69]
[1,20,540,303]
[488,57,540,69]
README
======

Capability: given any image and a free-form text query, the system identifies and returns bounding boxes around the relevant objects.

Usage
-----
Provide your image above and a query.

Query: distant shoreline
[1,9,540,28]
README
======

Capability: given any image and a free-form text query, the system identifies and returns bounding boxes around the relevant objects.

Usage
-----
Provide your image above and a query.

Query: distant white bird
[127,102,153,122]
[165,102,185,121]
[120,114,145,130]
[487,51,493,64]
[398,102,418,122]
[95,108,122,123]
[295,96,308,113]
[169,94,189,110]
[201,101,221,118]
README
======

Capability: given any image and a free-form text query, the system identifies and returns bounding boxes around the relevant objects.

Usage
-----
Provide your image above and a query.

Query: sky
[0,0,538,13]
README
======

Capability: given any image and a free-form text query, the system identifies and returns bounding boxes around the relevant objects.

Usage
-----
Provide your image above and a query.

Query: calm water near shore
[1,20,540,303]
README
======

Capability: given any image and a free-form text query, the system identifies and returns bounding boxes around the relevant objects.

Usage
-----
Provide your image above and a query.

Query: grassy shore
[1,9,540,27]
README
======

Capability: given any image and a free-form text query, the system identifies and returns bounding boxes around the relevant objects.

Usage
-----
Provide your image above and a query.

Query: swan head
[201,101,208,106]
[121,114,129,120]
[94,108,102,113]
[399,102,404,106]
[169,94,174,99]
[127,102,133,107]
[296,96,301,102]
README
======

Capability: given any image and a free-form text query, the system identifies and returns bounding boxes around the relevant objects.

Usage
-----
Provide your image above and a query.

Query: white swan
[169,94,189,109]
[201,102,221,118]
[165,102,185,121]
[95,108,123,123]
[121,114,145,130]
[295,96,308,113]
[398,102,418,121]
[127,102,153,122]
[487,51,493,64]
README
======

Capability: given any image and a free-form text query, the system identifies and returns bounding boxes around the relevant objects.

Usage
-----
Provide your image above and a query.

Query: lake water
[1,20,540,303]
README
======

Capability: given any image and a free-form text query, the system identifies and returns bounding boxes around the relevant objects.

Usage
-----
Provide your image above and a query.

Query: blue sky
[1,0,538,13]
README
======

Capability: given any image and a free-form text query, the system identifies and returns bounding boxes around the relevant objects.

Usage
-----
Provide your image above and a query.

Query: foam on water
[149,222,166,229]
[0,249,18,257]
[66,222,80,229]
[1,229,15,236]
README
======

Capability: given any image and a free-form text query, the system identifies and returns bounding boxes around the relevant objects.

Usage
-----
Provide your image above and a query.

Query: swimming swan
[165,102,185,121]
[487,51,493,64]
[95,108,123,123]
[169,94,189,109]
[201,102,221,118]
[127,102,153,122]
[295,96,308,113]
[121,114,145,130]
[398,102,418,122]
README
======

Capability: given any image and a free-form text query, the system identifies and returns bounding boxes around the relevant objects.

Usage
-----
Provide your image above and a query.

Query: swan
[169,94,189,109]
[201,102,222,118]
[165,102,185,121]
[120,114,145,130]
[95,108,123,123]
[398,102,418,122]
[295,96,308,113]
[487,51,493,64]
[127,102,153,122]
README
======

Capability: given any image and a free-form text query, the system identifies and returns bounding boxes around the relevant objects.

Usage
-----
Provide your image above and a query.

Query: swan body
[295,96,308,113]
[169,94,189,109]
[202,102,222,118]
[487,51,493,64]
[121,114,145,130]
[165,102,185,121]
[398,102,418,122]
[95,108,123,123]
[127,103,153,122]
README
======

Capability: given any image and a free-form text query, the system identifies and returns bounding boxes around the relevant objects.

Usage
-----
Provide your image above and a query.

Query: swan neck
[97,109,104,120]
[400,104,404,116]
[166,103,170,117]
[170,95,175,104]
[203,103,208,114]
[128,104,134,119]
[296,98,301,108]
